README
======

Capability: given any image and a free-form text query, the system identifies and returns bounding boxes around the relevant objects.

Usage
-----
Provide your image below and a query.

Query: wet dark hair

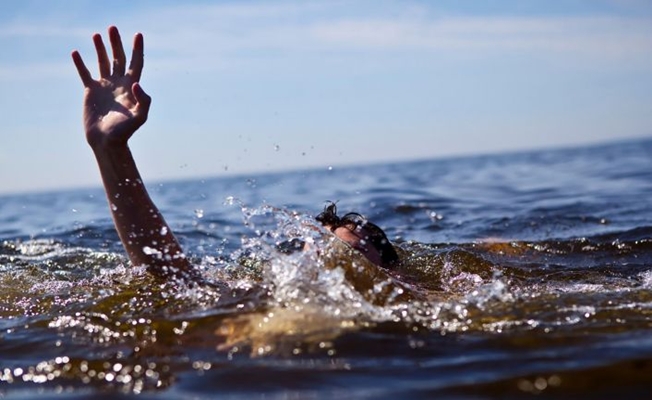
[315,202,399,268]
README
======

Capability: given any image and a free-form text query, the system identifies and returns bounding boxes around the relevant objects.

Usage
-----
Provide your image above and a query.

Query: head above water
[316,202,399,268]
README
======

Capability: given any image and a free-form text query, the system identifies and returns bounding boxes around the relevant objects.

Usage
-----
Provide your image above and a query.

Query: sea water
[1,138,652,398]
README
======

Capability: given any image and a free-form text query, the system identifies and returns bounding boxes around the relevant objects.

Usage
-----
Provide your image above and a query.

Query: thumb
[132,82,152,123]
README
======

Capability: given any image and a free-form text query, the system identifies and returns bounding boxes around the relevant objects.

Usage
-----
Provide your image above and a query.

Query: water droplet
[194,209,204,218]
[328,166,333,171]
[274,144,280,151]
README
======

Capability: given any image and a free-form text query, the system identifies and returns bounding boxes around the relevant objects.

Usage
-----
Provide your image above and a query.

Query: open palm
[72,26,150,148]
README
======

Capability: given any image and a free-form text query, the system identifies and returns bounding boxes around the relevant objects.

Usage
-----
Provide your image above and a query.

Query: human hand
[72,26,151,149]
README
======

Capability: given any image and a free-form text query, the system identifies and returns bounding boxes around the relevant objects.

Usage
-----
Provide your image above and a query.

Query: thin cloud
[0,24,88,38]
[134,3,652,69]
[3,2,652,80]
[0,62,73,82]
[310,16,652,56]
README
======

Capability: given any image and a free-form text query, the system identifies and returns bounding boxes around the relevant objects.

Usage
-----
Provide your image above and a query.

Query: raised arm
[72,26,193,279]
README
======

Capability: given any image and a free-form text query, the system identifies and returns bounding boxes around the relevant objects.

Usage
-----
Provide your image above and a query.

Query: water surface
[2,138,652,398]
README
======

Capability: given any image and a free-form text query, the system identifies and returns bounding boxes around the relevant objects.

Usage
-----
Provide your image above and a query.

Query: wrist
[91,144,131,164]
[88,134,130,155]
[85,125,134,153]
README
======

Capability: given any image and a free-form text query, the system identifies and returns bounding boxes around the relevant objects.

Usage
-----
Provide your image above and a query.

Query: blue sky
[1,0,651,195]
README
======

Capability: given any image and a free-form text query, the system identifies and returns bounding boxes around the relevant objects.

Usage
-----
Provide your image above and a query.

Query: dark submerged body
[2,137,652,398]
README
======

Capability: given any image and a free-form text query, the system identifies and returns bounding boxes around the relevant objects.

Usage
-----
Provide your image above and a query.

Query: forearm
[93,144,192,278]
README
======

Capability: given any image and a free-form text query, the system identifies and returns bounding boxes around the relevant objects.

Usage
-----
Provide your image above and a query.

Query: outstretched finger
[109,26,126,76]
[93,33,111,79]
[127,33,144,82]
[71,51,93,87]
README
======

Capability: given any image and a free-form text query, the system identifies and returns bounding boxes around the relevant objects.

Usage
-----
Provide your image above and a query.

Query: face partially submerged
[327,224,385,266]
[316,203,399,268]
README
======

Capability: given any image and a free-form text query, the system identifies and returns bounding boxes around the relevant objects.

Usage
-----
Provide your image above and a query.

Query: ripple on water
[3,139,652,396]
